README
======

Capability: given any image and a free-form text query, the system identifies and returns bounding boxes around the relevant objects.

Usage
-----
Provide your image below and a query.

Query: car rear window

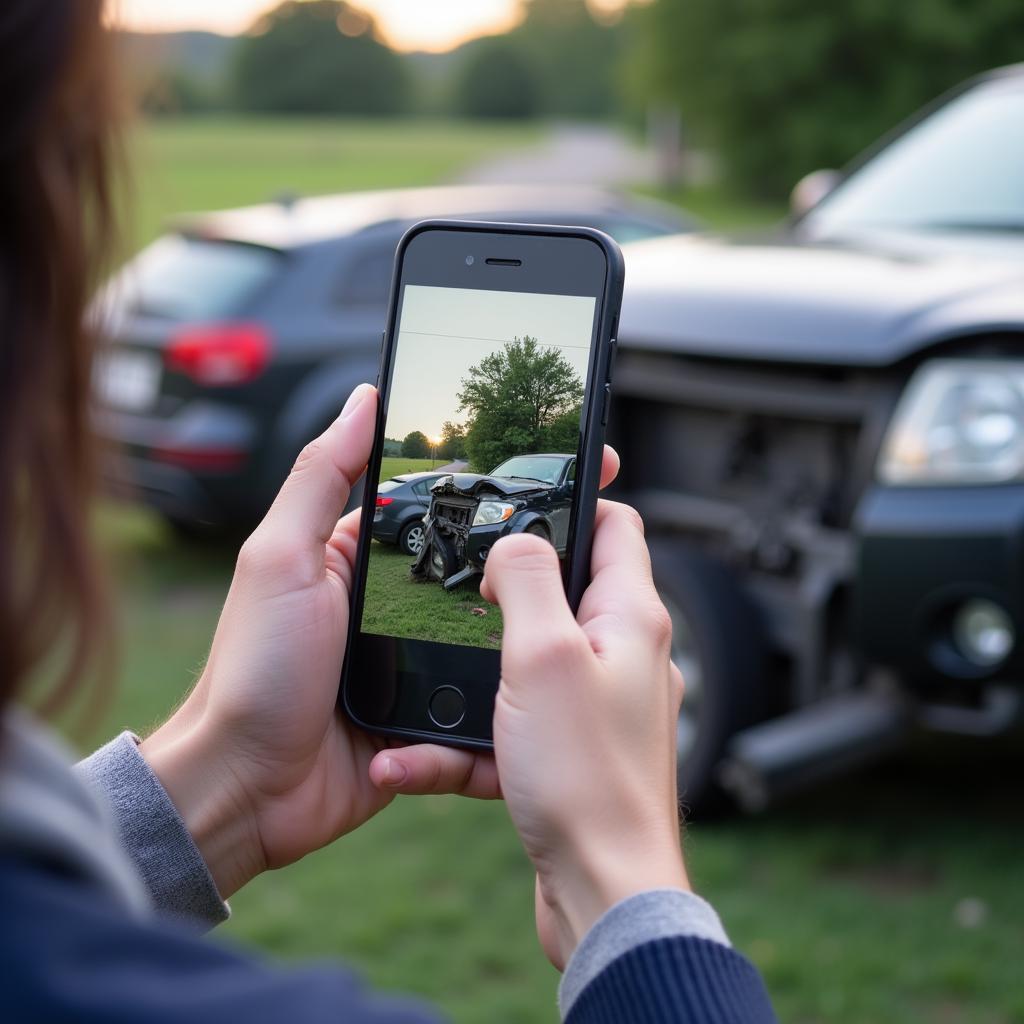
[378,479,403,493]
[107,234,281,321]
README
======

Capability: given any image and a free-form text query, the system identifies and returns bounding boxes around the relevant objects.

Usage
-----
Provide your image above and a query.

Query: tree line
[134,0,1024,200]
[136,0,623,122]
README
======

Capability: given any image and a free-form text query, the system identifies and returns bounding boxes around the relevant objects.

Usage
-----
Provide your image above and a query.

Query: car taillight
[376,496,394,507]
[165,323,271,386]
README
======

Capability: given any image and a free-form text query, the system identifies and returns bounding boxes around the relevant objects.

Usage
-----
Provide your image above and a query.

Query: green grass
[130,116,542,248]
[81,502,1024,1024]
[379,456,445,481]
[363,542,502,649]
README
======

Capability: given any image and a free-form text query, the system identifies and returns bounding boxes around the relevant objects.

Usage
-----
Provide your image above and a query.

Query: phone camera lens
[465,255,475,266]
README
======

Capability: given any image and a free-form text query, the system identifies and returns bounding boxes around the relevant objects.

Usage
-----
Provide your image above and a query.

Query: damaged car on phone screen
[411,454,576,589]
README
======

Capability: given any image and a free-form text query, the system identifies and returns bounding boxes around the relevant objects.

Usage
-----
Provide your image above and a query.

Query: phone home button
[428,686,466,729]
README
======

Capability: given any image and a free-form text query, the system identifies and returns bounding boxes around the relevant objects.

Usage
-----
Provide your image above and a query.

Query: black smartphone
[341,220,623,749]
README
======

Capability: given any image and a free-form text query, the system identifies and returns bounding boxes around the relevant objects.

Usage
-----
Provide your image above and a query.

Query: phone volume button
[600,383,612,426]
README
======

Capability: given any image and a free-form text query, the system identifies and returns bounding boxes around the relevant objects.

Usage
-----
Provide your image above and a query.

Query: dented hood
[432,473,549,499]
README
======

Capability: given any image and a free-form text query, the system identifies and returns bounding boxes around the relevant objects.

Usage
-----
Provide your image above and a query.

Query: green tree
[401,431,429,458]
[511,0,623,118]
[231,1,407,115]
[640,0,1024,198]
[454,38,540,119]
[438,421,468,461]
[544,404,583,452]
[458,336,583,471]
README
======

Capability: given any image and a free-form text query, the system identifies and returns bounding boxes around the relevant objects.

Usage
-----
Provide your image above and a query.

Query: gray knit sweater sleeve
[76,731,229,930]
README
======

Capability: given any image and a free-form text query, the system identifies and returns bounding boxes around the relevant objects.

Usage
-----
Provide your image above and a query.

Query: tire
[426,532,459,583]
[649,538,770,817]
[399,518,427,556]
[524,522,551,542]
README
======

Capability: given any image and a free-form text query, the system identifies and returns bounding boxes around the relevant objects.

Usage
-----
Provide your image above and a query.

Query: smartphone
[341,220,623,748]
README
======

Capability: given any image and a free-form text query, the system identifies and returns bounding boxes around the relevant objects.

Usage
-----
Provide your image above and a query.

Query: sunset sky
[115,0,628,52]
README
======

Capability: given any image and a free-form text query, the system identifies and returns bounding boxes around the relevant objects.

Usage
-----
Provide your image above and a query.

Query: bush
[642,0,1024,198]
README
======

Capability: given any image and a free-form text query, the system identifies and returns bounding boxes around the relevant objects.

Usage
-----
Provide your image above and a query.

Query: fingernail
[340,382,373,421]
[381,755,408,787]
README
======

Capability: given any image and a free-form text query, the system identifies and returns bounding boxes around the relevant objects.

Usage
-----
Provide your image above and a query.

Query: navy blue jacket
[1,856,776,1023]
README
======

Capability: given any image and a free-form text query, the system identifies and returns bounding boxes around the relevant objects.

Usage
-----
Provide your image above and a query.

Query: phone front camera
[465,255,475,266]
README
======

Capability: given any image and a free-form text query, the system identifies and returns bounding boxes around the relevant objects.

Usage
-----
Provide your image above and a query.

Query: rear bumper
[371,509,401,544]
[854,484,1024,684]
[103,450,224,525]
[97,403,262,526]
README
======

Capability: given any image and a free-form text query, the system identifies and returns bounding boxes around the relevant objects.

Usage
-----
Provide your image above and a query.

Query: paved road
[460,122,658,188]
[434,460,468,473]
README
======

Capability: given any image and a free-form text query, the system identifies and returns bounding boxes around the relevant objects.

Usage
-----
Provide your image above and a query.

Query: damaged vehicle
[612,64,1024,814]
[411,454,575,589]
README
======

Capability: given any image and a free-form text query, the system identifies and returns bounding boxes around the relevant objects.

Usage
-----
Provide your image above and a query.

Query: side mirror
[790,169,841,218]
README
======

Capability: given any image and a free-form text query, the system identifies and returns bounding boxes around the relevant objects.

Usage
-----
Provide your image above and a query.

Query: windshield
[804,79,1024,237]
[490,456,567,484]
[105,235,281,320]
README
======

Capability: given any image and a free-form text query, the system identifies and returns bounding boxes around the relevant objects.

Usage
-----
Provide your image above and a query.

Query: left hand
[142,383,392,898]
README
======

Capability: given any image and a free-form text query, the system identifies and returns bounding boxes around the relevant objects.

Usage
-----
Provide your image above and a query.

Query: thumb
[482,533,582,672]
[261,383,377,547]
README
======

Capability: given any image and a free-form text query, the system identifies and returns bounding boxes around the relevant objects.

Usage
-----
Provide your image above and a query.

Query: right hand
[369,499,688,968]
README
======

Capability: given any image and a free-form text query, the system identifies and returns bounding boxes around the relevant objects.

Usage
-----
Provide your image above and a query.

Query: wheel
[399,518,427,556]
[425,532,459,583]
[649,538,770,816]
[524,522,551,542]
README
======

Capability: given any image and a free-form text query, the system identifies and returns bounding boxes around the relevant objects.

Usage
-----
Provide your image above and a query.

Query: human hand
[368,497,687,969]
[141,383,393,899]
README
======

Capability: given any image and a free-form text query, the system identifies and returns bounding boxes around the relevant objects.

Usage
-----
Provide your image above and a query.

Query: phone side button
[428,685,466,729]
[600,383,612,426]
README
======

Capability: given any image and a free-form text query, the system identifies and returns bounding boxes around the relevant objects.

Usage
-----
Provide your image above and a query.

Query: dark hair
[0,2,124,718]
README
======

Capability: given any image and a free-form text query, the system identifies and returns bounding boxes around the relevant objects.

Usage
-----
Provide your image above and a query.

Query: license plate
[94,350,162,411]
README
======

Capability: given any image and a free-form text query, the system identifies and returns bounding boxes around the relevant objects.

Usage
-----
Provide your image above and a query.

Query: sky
[385,285,595,441]
[114,0,621,52]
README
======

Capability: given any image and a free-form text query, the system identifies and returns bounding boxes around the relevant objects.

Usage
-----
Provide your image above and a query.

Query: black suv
[611,66,1024,811]
[413,454,575,589]
[93,185,691,535]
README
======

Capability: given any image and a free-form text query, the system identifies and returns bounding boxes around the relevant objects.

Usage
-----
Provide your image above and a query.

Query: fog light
[478,545,490,562]
[953,599,1014,667]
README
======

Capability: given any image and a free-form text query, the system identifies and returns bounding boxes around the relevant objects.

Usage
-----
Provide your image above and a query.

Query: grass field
[379,456,445,480]
[363,542,502,649]
[86,501,1024,1024]
[71,118,1024,1022]
[130,117,541,248]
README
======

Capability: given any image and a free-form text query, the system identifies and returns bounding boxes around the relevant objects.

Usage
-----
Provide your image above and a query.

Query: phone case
[342,219,625,749]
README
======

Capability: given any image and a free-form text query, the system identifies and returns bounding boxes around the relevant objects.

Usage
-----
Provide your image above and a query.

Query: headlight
[473,500,515,526]
[878,360,1024,485]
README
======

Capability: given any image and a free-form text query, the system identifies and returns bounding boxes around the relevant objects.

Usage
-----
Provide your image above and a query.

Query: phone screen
[361,283,597,650]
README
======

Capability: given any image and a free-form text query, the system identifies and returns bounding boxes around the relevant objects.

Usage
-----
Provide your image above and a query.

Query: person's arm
[559,891,776,1022]
[77,731,228,929]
